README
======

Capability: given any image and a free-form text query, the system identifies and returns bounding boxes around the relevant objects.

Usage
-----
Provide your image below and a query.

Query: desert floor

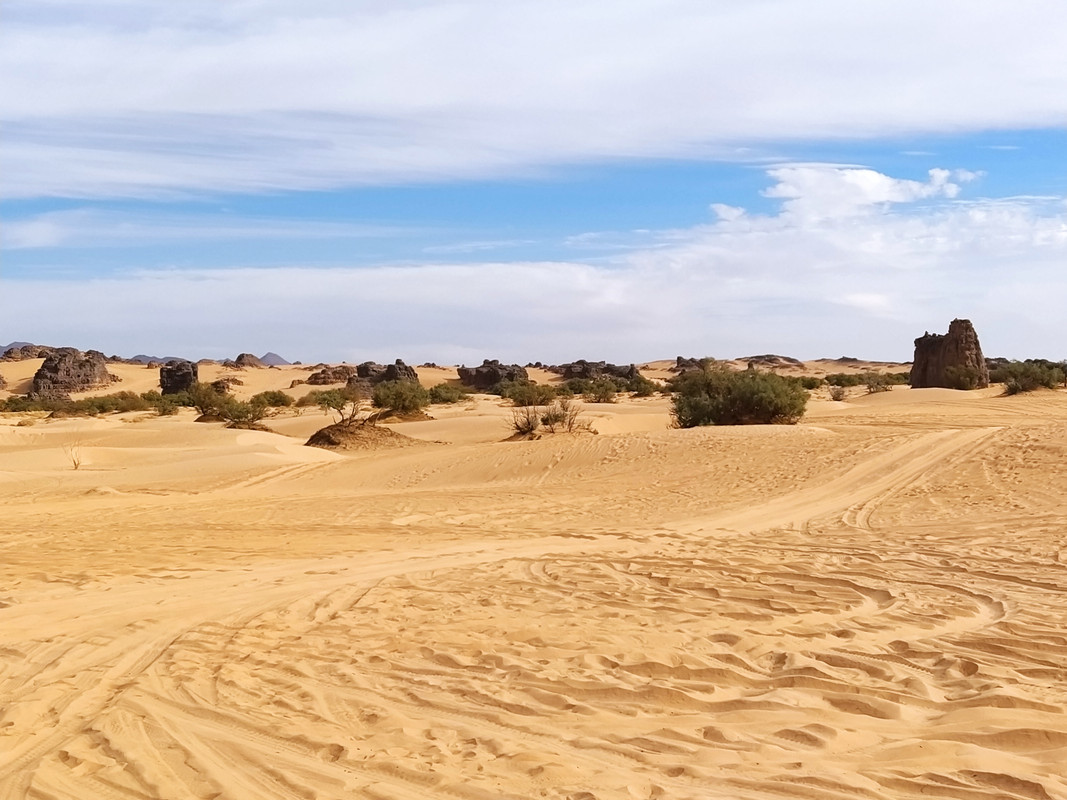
[2,366,1067,799]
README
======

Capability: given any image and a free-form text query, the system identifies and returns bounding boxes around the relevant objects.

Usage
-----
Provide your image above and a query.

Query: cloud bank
[5,166,1066,362]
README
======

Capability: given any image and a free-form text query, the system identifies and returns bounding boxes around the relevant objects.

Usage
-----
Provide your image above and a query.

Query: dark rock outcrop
[910,319,989,389]
[356,360,418,384]
[742,354,803,369]
[3,344,56,361]
[306,365,358,385]
[234,353,265,368]
[457,360,529,390]
[551,360,641,382]
[160,360,198,395]
[30,348,118,399]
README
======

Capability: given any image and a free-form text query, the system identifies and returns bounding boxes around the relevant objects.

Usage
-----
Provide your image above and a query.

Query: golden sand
[1,360,1066,799]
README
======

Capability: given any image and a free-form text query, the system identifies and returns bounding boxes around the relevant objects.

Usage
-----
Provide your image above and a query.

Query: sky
[3,1,1067,364]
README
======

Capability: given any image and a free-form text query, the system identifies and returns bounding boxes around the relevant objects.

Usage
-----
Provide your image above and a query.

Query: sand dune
[2,381,1067,799]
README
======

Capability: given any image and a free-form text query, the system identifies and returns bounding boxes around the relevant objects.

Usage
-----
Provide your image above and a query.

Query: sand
[2,364,1067,799]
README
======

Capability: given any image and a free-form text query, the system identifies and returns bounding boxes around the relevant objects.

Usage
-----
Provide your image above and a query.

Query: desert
[1,347,1066,800]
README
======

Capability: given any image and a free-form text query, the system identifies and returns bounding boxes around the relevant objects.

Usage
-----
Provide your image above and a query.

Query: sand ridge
[2,383,1067,798]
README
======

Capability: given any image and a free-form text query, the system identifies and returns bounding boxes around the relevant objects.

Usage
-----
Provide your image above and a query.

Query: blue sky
[3,1,1067,363]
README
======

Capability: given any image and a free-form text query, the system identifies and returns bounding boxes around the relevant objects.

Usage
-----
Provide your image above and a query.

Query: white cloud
[5,167,1067,362]
[3,1,1067,197]
[761,167,962,222]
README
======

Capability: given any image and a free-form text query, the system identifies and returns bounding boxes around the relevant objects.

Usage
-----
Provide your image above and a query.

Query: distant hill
[260,352,291,366]
[2,341,34,352]
[127,354,190,364]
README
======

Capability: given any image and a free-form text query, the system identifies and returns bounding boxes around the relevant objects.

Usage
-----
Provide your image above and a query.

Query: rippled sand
[2,378,1066,799]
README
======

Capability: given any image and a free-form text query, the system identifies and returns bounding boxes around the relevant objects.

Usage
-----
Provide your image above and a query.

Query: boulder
[30,348,117,399]
[910,319,989,389]
[458,359,530,390]
[306,365,358,385]
[160,360,198,395]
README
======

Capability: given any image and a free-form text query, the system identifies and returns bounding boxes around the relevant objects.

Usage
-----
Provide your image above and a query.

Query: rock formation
[356,360,418,384]
[160,360,198,395]
[910,319,989,389]
[306,365,358,385]
[551,360,641,382]
[457,360,529,390]
[30,348,117,399]
[0,372,7,391]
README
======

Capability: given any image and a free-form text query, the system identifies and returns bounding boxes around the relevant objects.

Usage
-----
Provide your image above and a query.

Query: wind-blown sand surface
[2,376,1067,799]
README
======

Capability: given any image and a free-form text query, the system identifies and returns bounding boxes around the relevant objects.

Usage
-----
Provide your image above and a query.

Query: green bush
[372,380,430,412]
[829,385,848,401]
[250,390,293,408]
[501,381,557,407]
[670,361,807,427]
[583,378,618,404]
[218,399,269,429]
[627,375,659,397]
[798,376,823,390]
[944,365,980,390]
[864,371,893,394]
[428,383,467,404]
[824,373,865,387]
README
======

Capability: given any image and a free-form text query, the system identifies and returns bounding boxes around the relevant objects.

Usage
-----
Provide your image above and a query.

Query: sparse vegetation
[864,371,893,394]
[669,360,807,427]
[829,385,848,401]
[428,383,467,404]
[990,360,1066,395]
[509,405,542,436]
[539,397,589,433]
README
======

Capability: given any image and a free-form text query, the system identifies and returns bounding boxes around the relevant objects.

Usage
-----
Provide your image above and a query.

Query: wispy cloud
[4,1,1067,198]
[3,209,425,250]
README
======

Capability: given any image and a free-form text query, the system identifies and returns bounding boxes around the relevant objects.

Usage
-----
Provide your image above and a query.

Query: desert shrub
[250,390,293,408]
[798,376,823,390]
[627,375,659,397]
[563,377,594,395]
[372,380,430,412]
[829,385,848,401]
[944,365,980,390]
[501,381,557,407]
[993,360,1066,394]
[670,361,807,427]
[864,371,893,394]
[428,383,467,404]
[188,382,227,417]
[583,378,618,404]
[509,405,541,436]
